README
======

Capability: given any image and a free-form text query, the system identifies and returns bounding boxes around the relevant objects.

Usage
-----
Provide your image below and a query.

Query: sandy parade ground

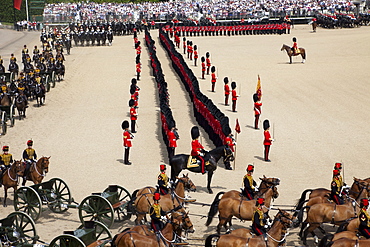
[0,24,370,246]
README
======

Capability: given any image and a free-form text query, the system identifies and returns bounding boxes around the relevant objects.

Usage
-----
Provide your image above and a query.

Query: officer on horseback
[191,126,206,174]
[291,37,298,55]
[23,140,37,177]
[242,164,257,200]
[150,192,167,232]
[330,169,344,205]
[252,198,270,236]
[223,126,234,170]
[0,146,13,187]
[157,164,170,195]
[359,198,370,239]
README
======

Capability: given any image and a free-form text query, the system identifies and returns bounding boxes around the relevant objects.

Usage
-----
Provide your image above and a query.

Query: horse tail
[297,206,310,223]
[205,192,225,226]
[205,234,219,247]
[318,234,334,247]
[293,199,309,217]
[336,221,349,233]
[131,189,139,200]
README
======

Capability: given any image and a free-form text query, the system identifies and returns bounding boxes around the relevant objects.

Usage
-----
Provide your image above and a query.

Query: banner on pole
[14,0,23,10]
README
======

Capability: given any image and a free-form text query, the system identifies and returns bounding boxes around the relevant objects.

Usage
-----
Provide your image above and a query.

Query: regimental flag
[256,75,262,100]
[235,118,241,134]
[14,0,22,10]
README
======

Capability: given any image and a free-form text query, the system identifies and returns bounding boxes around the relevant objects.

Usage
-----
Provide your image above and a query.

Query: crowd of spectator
[43,0,359,23]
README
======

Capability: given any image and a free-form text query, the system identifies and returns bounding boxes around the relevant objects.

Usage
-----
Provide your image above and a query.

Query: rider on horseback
[291,37,298,55]
[359,198,370,239]
[330,169,345,205]
[158,164,170,195]
[22,140,37,177]
[252,198,270,236]
[0,146,13,187]
[150,192,167,232]
[191,126,206,174]
[242,164,257,200]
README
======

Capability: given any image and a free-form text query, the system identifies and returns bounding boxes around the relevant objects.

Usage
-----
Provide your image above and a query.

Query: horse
[55,61,65,81]
[133,174,196,225]
[206,186,279,234]
[297,185,369,246]
[220,176,280,201]
[112,218,179,247]
[205,210,294,247]
[22,156,50,186]
[8,61,19,78]
[318,232,359,247]
[0,92,11,107]
[0,64,5,73]
[15,94,27,119]
[1,160,25,207]
[322,237,370,247]
[170,145,234,194]
[35,83,45,107]
[281,44,306,64]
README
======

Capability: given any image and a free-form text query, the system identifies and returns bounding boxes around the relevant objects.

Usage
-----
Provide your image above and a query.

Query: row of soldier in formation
[0,140,38,187]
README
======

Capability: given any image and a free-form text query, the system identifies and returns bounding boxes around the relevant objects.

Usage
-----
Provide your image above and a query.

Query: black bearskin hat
[263,119,270,131]
[224,126,232,136]
[129,99,135,107]
[194,45,197,50]
[231,81,236,89]
[191,126,200,140]
[253,93,259,103]
[136,56,140,64]
[206,52,210,58]
[211,66,216,73]
[168,120,176,130]
[122,120,129,129]
[224,77,229,84]
[187,40,190,45]
[183,37,186,41]
[293,37,297,42]
[189,41,193,46]
[130,86,136,95]
[131,78,137,84]
[201,56,205,62]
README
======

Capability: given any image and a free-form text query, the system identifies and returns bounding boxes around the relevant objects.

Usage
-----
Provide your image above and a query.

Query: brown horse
[1,160,25,207]
[0,92,11,107]
[15,94,27,119]
[327,238,370,247]
[205,210,294,247]
[281,44,306,64]
[112,219,178,247]
[206,186,279,234]
[318,231,359,247]
[298,185,369,246]
[22,157,50,186]
[133,174,196,224]
[220,176,280,201]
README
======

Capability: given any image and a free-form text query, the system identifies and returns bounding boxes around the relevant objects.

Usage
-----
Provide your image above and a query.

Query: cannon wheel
[14,186,42,221]
[8,211,38,244]
[10,72,15,81]
[78,221,112,244]
[45,75,51,92]
[78,195,114,228]
[51,71,56,88]
[1,110,7,135]
[49,234,86,247]
[10,104,15,127]
[103,185,132,221]
[47,178,73,213]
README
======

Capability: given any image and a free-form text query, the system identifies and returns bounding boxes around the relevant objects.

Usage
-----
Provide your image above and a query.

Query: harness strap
[331,204,337,225]
[129,232,136,247]
[8,167,18,182]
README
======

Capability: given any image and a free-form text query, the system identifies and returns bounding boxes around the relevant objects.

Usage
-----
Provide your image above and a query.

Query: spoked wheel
[51,71,56,88]
[47,178,72,213]
[49,234,86,247]
[14,186,42,221]
[10,72,15,81]
[7,211,39,244]
[1,110,7,135]
[10,104,15,127]
[45,75,51,92]
[103,185,132,221]
[78,221,112,245]
[78,195,114,228]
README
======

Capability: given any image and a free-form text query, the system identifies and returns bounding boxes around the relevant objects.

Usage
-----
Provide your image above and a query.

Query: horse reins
[7,165,19,182]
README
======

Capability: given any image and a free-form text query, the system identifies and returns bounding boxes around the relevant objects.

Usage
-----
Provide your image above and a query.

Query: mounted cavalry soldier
[330,169,344,205]
[157,164,170,195]
[252,198,270,236]
[223,126,234,170]
[150,192,167,232]
[242,164,257,199]
[291,37,298,55]
[359,198,370,239]
[22,140,37,179]
[0,146,13,187]
[22,45,29,63]
[191,126,206,174]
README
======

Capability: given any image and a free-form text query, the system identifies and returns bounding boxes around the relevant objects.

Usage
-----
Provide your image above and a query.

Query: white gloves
[254,187,259,192]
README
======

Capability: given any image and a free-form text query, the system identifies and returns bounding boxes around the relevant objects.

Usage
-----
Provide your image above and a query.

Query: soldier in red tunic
[129,99,137,133]
[224,77,230,106]
[136,61,141,81]
[210,66,217,92]
[231,81,238,112]
[263,120,273,162]
[223,127,234,170]
[253,93,262,129]
[191,126,205,174]
[206,52,211,75]
[201,57,206,79]
[292,37,298,55]
[122,120,133,165]
[167,121,179,161]
[183,37,186,54]
[189,41,193,60]
[193,45,198,66]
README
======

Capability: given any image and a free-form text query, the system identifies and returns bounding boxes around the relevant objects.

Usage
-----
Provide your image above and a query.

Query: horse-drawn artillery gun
[14,178,133,228]
[39,71,55,92]
[0,211,39,246]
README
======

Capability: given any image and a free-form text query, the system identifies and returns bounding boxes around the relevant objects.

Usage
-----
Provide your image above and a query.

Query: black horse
[170,145,234,194]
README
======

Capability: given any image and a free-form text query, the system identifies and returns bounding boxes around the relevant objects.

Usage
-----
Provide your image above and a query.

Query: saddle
[187,156,209,169]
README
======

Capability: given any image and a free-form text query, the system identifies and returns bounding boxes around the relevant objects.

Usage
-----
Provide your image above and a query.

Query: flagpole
[233,132,237,170]
[25,0,29,23]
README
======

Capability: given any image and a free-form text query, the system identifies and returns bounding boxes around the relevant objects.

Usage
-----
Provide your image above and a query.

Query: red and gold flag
[256,75,262,100]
